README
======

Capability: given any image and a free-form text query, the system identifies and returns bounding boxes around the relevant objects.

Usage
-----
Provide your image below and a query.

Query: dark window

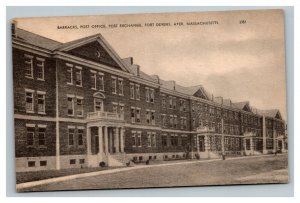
[40,161,47,166]
[70,159,76,165]
[28,161,35,167]
[79,159,85,164]
[68,128,75,145]
[38,127,46,146]
[27,127,35,146]
[139,156,143,161]
[78,129,84,146]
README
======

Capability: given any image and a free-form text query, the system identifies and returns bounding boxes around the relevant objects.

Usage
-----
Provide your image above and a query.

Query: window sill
[37,78,45,81]
[91,88,97,91]
[119,94,124,96]
[38,112,46,115]
[25,76,34,79]
[68,115,75,117]
[26,111,34,114]
[67,83,74,86]
[76,85,82,87]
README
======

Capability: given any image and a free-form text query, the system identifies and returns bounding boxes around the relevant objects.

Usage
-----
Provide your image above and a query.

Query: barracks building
[12,26,288,172]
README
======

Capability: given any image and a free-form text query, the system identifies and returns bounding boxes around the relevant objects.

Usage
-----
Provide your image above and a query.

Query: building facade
[12,27,288,172]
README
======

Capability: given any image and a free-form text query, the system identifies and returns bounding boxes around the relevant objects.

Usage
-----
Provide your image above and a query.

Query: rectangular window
[130,83,135,99]
[145,88,150,102]
[183,117,187,129]
[40,161,47,166]
[162,134,167,147]
[162,97,166,108]
[75,67,82,86]
[94,98,102,112]
[27,127,35,146]
[119,104,124,115]
[131,107,135,123]
[132,132,136,147]
[76,98,83,117]
[111,77,117,94]
[137,132,142,147]
[99,74,104,91]
[135,84,140,100]
[70,159,76,165]
[169,97,173,109]
[151,111,155,125]
[183,101,187,112]
[79,159,85,164]
[180,117,184,129]
[179,100,183,111]
[78,129,84,146]
[37,92,45,114]
[162,114,166,127]
[25,90,34,113]
[147,132,151,147]
[246,139,251,150]
[152,133,156,147]
[150,89,154,103]
[136,108,141,123]
[192,102,195,112]
[146,110,150,124]
[67,97,74,116]
[28,161,35,167]
[112,104,118,113]
[36,58,45,80]
[174,116,178,128]
[91,71,97,90]
[68,128,75,146]
[38,127,46,146]
[170,115,174,128]
[118,78,123,95]
[25,54,33,78]
[173,98,176,109]
[66,65,73,84]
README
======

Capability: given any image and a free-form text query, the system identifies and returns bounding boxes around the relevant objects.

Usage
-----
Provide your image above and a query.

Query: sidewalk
[16,153,284,191]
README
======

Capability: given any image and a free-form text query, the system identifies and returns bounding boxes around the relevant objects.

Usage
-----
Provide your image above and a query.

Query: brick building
[12,27,288,172]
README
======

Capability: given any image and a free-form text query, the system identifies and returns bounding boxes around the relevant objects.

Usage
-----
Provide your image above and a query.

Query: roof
[14,28,62,51]
[256,109,281,118]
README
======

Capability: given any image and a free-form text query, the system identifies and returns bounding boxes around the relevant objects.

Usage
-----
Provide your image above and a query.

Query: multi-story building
[12,27,288,172]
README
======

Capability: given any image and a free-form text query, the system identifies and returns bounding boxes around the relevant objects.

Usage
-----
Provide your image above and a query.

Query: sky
[14,9,287,120]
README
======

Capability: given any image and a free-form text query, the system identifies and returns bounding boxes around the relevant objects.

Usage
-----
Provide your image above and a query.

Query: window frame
[24,54,34,79]
[25,89,34,113]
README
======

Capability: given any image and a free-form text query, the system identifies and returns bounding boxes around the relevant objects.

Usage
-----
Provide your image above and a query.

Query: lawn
[19,154,288,192]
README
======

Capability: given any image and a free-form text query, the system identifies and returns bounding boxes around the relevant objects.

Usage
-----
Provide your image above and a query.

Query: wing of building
[12,26,288,172]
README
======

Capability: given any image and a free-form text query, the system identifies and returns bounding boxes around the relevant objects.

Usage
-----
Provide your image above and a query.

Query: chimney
[171,80,176,90]
[122,57,133,66]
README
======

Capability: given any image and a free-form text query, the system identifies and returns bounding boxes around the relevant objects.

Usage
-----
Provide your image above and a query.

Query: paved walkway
[16,154,285,191]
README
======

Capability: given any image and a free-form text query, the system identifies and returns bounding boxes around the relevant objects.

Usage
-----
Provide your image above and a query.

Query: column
[114,127,120,153]
[273,126,277,153]
[98,126,103,154]
[196,135,200,154]
[120,127,125,153]
[221,135,225,156]
[104,126,109,154]
[87,127,92,155]
[262,116,267,154]
[204,134,210,159]
[250,137,254,155]
[109,128,114,153]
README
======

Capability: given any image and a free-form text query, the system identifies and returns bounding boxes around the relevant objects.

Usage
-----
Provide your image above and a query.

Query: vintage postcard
[12,9,288,192]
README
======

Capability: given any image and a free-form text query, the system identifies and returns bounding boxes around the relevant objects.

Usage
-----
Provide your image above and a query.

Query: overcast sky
[15,9,287,120]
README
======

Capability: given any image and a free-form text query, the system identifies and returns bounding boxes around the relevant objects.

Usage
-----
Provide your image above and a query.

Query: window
[37,92,46,114]
[40,161,47,166]
[99,73,104,91]
[181,135,188,146]
[38,127,46,146]
[192,118,195,129]
[118,78,123,95]
[76,97,83,116]
[161,114,166,127]
[135,84,140,100]
[27,127,34,146]
[94,98,102,112]
[146,110,150,124]
[75,67,82,86]
[179,100,183,111]
[183,117,187,129]
[70,159,76,165]
[66,64,73,84]
[170,115,174,128]
[174,116,178,128]
[28,161,35,167]
[130,83,135,99]
[150,89,154,103]
[162,97,166,108]
[183,101,187,112]
[147,132,152,147]
[25,89,34,113]
[172,98,176,109]
[79,159,85,164]
[112,103,118,113]
[131,107,135,123]
[152,133,156,147]
[24,54,33,78]
[91,71,97,89]
[169,97,173,109]
[136,108,141,123]
[137,132,142,147]
[78,129,84,146]
[192,102,195,112]
[151,111,155,125]
[162,134,168,147]
[132,131,136,147]
[67,96,74,116]
[145,88,150,102]
[111,77,117,94]
[246,139,251,150]
[37,58,45,80]
[68,128,75,146]
[119,104,124,115]
[180,117,184,129]
[171,134,178,146]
